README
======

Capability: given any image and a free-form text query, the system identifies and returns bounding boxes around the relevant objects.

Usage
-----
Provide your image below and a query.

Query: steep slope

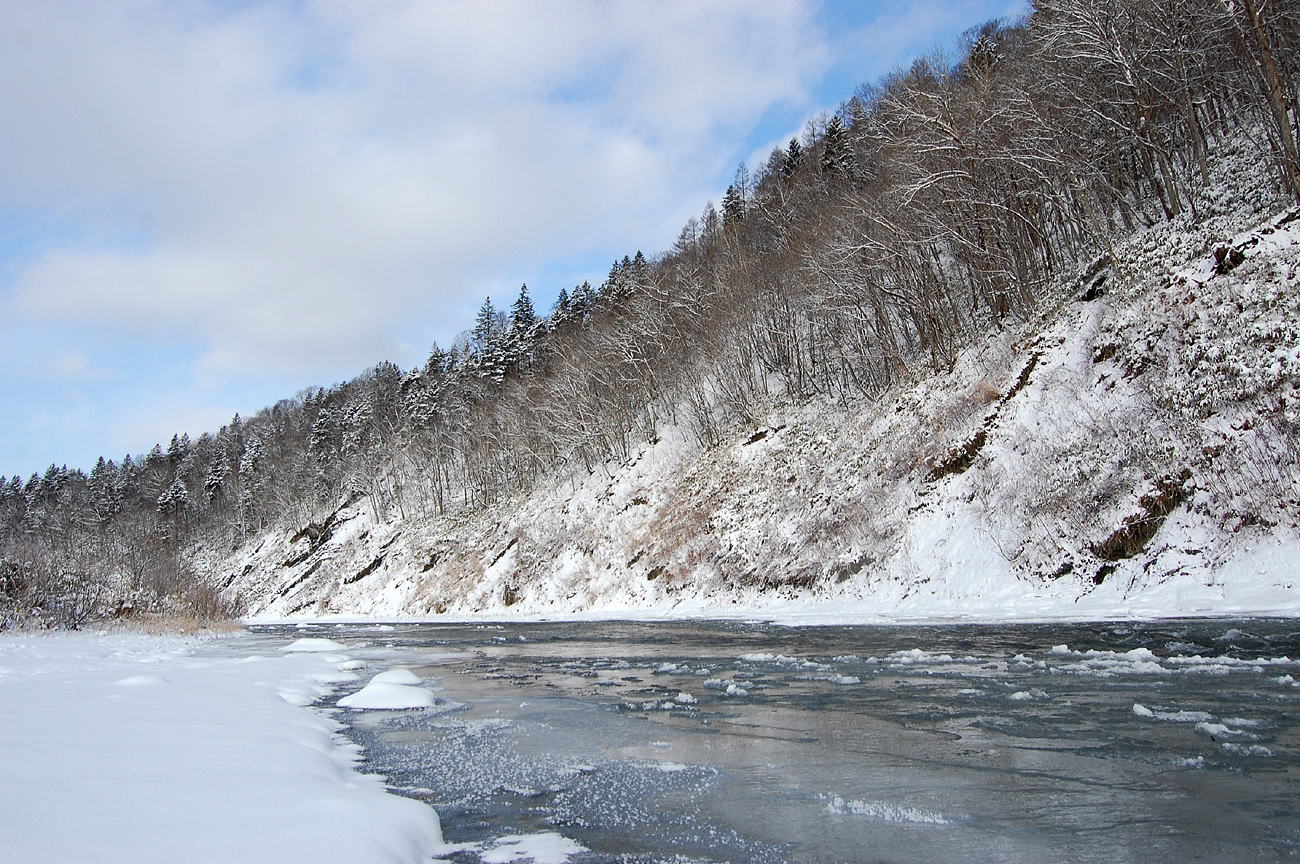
[209,203,1300,622]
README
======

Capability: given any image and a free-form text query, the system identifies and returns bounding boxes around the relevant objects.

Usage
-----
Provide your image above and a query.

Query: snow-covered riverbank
[210,205,1300,625]
[0,630,441,864]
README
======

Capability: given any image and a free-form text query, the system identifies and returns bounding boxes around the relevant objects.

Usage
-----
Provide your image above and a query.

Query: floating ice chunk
[1133,704,1214,722]
[827,675,860,685]
[703,678,753,690]
[1049,645,1071,655]
[479,832,588,864]
[1275,675,1296,685]
[1221,743,1273,757]
[371,668,421,685]
[738,653,775,662]
[654,663,679,674]
[824,796,951,825]
[886,648,971,665]
[1171,755,1206,769]
[1222,717,1263,728]
[338,681,435,710]
[725,683,748,696]
[1009,689,1049,701]
[656,762,688,772]
[674,691,697,704]
[1194,721,1257,740]
[337,660,364,671]
[282,638,348,653]
[1008,654,1035,672]
[1165,654,1294,670]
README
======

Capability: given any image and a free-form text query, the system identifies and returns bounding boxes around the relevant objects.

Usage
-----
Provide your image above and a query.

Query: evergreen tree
[601,259,626,300]
[471,297,499,356]
[722,184,746,224]
[509,284,537,334]
[570,281,596,317]
[424,341,451,376]
[157,475,189,520]
[821,115,854,177]
[553,287,571,320]
[782,137,803,176]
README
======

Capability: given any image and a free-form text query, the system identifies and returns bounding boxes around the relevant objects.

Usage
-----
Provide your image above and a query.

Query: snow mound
[371,668,422,685]
[114,675,166,686]
[338,681,435,710]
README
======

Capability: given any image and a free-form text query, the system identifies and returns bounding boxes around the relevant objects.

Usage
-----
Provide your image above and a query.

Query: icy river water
[247,619,1300,863]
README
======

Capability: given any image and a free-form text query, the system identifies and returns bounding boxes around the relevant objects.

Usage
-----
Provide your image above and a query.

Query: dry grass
[113,613,244,636]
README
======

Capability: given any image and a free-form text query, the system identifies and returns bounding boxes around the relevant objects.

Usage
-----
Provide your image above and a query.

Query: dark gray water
[250,619,1300,863]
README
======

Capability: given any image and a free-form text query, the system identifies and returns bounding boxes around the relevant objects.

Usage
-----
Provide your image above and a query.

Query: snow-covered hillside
[209,205,1300,623]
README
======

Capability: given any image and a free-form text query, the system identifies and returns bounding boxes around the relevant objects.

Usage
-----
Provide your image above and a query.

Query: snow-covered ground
[207,202,1300,625]
[0,630,443,864]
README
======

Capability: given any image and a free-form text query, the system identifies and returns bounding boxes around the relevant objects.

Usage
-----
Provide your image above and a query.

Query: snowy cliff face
[208,207,1300,623]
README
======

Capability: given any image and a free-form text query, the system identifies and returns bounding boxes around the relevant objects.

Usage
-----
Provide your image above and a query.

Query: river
[245,618,1300,863]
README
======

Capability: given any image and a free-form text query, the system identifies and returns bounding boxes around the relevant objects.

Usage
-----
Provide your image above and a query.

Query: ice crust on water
[824,795,952,825]
[472,832,588,864]
[283,637,350,652]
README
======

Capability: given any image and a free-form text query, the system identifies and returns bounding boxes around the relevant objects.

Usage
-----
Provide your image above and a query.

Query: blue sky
[0,0,1025,480]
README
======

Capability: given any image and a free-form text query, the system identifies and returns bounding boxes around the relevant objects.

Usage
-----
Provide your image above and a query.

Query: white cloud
[47,351,115,381]
[1,0,828,378]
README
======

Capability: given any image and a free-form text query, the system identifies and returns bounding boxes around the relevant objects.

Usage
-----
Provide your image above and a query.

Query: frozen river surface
[247,619,1300,863]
